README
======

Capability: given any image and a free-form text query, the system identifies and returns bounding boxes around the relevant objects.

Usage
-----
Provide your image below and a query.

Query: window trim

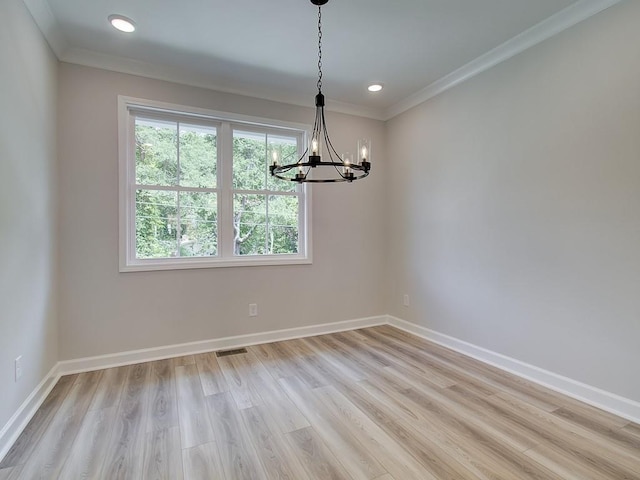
[118,96,312,272]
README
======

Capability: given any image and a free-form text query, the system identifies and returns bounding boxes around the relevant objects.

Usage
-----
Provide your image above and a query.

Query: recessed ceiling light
[367,84,383,92]
[108,14,136,33]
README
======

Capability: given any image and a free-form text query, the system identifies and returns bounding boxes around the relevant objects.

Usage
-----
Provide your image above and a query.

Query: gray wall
[57,63,388,360]
[0,0,59,430]
[387,0,640,401]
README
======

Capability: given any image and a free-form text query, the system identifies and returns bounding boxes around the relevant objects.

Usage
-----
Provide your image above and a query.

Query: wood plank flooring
[1,325,639,479]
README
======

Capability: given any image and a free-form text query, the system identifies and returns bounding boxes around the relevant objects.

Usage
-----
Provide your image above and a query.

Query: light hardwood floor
[1,325,639,479]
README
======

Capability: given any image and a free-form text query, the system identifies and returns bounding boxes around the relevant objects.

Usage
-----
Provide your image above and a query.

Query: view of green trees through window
[233,130,299,255]
[134,116,301,260]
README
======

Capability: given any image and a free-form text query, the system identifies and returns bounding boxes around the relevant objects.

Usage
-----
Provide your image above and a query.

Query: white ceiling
[26,0,620,119]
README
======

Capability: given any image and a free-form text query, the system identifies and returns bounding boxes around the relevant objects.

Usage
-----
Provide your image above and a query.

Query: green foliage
[232,132,299,255]
[136,119,178,186]
[134,119,299,259]
[135,189,177,259]
[135,120,218,258]
[180,125,217,188]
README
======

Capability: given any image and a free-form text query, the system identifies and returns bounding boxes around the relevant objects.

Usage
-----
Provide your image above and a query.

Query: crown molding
[20,0,385,120]
[60,47,387,120]
[384,0,624,120]
[22,0,67,57]
[23,0,622,122]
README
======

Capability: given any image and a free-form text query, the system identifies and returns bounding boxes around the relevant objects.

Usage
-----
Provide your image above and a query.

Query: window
[119,97,311,271]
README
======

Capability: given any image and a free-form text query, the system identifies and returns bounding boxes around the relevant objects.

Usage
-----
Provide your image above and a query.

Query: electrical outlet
[249,303,258,317]
[15,356,23,382]
[403,294,410,307]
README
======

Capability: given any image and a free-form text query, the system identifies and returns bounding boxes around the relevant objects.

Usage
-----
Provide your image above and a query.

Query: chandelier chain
[269,0,371,183]
[317,6,323,92]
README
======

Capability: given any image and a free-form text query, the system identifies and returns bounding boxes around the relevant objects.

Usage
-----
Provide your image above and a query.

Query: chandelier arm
[309,113,320,159]
[320,107,343,160]
[271,161,369,182]
[310,102,322,153]
[271,171,369,183]
[320,121,345,178]
[277,161,364,168]
[317,106,349,179]
[314,100,322,130]
[295,146,309,166]
[273,161,368,171]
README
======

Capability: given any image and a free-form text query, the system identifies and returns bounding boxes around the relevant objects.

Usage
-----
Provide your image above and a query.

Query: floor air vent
[216,347,248,357]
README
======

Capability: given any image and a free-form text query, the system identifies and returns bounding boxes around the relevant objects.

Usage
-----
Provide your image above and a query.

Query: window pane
[234,194,267,255]
[135,118,178,186]
[233,130,266,191]
[135,189,178,258]
[179,192,217,257]
[268,195,299,254]
[179,123,217,188]
[267,134,298,192]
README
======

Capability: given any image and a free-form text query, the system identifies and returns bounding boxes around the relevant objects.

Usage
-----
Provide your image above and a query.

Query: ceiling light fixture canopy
[270,0,371,183]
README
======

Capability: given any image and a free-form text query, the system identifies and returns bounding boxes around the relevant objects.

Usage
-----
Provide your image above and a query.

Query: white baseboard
[57,315,387,375]
[0,315,385,462]
[0,363,61,462]
[387,315,640,424]
[3,313,638,463]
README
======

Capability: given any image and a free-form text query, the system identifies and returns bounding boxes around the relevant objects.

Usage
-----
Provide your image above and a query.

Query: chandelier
[270,0,371,183]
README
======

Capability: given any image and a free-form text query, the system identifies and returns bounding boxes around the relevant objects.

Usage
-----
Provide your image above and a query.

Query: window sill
[119,255,312,272]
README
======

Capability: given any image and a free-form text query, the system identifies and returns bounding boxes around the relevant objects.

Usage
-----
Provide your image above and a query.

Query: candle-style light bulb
[342,153,353,175]
[358,139,371,167]
[312,138,318,155]
[272,151,279,165]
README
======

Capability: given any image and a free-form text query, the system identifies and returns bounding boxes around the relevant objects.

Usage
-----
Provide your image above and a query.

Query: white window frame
[118,96,312,272]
